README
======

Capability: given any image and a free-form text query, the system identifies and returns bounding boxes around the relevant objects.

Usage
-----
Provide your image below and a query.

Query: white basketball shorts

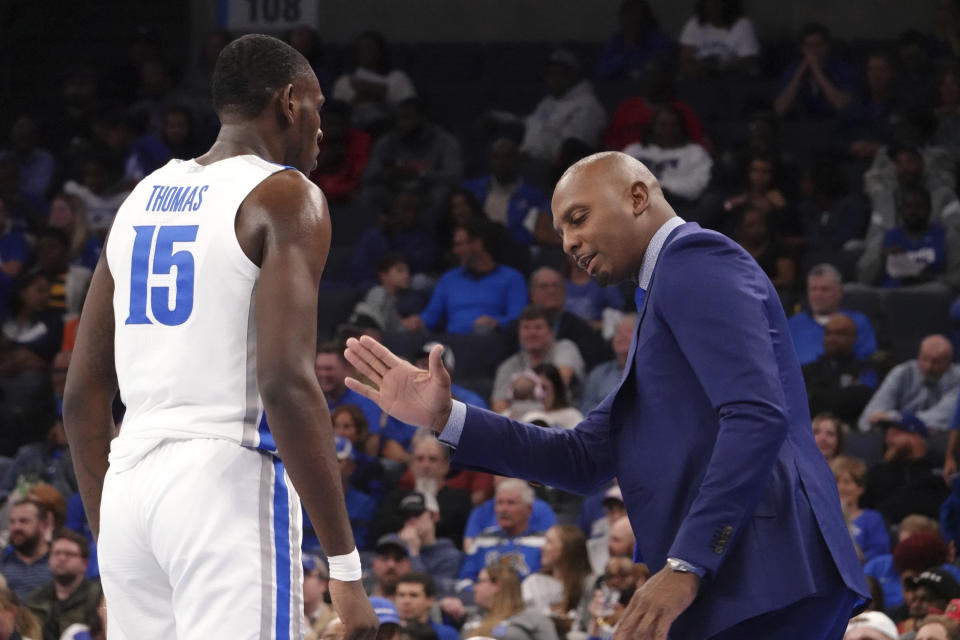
[98,438,305,639]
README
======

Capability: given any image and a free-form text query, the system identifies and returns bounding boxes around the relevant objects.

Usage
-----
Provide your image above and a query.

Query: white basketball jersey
[107,155,290,465]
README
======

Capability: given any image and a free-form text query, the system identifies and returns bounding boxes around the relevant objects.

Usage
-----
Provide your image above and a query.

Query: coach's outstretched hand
[344,336,453,433]
[329,579,379,640]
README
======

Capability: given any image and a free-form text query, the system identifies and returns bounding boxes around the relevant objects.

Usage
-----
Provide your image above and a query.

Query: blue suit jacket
[448,223,868,637]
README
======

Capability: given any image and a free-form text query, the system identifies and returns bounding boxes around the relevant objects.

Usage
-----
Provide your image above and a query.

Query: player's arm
[248,172,356,555]
[62,252,118,541]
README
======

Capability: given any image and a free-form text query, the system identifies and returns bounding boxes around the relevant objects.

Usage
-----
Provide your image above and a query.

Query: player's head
[552,151,673,287]
[211,34,323,173]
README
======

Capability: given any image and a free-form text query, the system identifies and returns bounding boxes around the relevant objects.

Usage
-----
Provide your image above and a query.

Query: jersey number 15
[126,225,199,326]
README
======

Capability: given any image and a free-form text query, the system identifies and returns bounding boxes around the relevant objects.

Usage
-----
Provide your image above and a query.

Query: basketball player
[62,35,378,639]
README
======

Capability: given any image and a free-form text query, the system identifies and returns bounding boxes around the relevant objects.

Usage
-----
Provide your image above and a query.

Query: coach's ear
[277,83,295,125]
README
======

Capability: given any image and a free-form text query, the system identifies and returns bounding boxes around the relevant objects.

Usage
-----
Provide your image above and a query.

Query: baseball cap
[399,491,439,517]
[420,342,455,371]
[845,611,898,639]
[302,554,328,579]
[879,411,928,438]
[602,485,624,509]
[369,596,401,626]
[907,568,960,601]
[374,533,409,557]
[334,435,354,461]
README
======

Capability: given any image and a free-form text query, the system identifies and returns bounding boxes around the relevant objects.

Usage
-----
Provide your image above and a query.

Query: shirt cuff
[667,557,706,578]
[437,400,467,450]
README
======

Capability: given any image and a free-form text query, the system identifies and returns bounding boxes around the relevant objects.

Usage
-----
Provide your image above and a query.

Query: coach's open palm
[328,580,378,640]
[344,336,453,432]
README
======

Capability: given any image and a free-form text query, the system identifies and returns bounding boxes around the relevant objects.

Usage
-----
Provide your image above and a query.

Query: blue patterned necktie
[634,287,647,311]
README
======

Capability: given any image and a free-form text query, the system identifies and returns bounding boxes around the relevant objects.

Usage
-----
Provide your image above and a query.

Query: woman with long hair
[47,193,101,270]
[521,524,594,636]
[531,364,584,430]
[464,563,557,640]
[0,585,42,640]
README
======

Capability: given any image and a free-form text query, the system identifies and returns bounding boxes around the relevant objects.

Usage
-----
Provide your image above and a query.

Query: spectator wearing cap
[860,335,960,434]
[830,456,890,563]
[908,570,960,628]
[862,516,955,611]
[380,343,487,463]
[367,534,414,599]
[369,596,402,640]
[463,476,557,555]
[458,479,548,584]
[303,554,335,635]
[862,413,950,524]
[395,492,462,594]
[372,432,473,549]
[500,49,606,164]
[845,611,899,640]
[803,313,879,424]
[491,306,585,414]
[584,486,628,575]
[394,572,459,640]
[506,267,612,372]
[462,138,552,247]
[916,613,960,640]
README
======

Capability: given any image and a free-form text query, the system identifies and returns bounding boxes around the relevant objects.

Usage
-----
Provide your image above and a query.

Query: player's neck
[197,124,285,167]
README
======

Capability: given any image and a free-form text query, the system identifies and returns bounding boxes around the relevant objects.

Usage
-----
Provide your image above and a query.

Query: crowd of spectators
[9,1,960,638]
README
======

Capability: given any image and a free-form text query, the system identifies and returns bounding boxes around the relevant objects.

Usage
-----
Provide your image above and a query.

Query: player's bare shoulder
[237,169,329,265]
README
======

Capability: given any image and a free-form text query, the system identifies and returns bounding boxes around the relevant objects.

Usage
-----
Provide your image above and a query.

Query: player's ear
[277,84,295,125]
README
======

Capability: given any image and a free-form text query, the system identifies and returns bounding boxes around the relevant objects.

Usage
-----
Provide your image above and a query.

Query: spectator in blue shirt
[408,219,527,335]
[395,572,460,640]
[774,23,856,119]
[458,479,548,584]
[315,342,384,450]
[304,436,376,552]
[0,499,52,598]
[831,456,890,563]
[595,0,673,81]
[350,188,437,289]
[464,476,558,552]
[860,186,960,289]
[462,138,552,247]
[788,263,877,366]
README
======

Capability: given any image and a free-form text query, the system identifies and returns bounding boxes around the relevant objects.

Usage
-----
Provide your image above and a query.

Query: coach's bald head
[551,152,676,286]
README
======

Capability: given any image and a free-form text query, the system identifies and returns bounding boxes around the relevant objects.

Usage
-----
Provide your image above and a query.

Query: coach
[344,152,868,639]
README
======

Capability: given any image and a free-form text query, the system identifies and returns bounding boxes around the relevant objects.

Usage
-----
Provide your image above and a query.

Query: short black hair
[397,571,436,598]
[519,304,554,325]
[36,226,71,249]
[377,252,408,274]
[212,34,313,119]
[53,529,90,559]
[800,22,831,42]
[452,217,493,255]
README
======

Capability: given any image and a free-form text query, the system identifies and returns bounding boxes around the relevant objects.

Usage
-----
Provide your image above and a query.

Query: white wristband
[327,548,362,581]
